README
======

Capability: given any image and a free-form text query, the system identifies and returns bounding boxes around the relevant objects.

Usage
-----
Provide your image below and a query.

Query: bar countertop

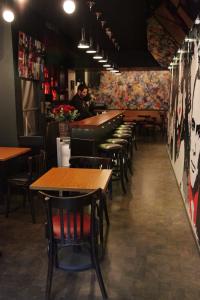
[69,110,124,129]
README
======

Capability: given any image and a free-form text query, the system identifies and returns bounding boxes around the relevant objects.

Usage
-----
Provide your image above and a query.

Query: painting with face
[188,41,200,239]
[168,23,200,245]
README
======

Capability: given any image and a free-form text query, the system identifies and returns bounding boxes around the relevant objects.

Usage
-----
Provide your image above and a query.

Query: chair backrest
[28,150,47,181]
[69,156,112,170]
[39,189,102,245]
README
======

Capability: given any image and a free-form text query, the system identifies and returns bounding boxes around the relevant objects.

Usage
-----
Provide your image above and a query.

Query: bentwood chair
[5,150,46,223]
[69,156,112,225]
[40,189,108,300]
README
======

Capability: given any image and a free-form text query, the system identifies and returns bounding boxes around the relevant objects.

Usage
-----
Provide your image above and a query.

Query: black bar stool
[98,143,126,193]
[105,138,131,181]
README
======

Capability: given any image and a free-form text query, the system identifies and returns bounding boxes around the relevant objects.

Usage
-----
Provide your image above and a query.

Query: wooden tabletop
[0,147,31,161]
[30,167,112,192]
[70,110,124,129]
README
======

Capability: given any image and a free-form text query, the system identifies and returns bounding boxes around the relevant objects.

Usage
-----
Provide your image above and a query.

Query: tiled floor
[1,141,200,299]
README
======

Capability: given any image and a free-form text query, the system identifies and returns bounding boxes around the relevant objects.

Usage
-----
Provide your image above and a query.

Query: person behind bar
[70,83,92,120]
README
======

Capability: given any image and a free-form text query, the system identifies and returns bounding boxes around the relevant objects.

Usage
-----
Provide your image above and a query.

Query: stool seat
[119,125,133,128]
[113,133,131,138]
[106,138,128,145]
[115,130,132,134]
[124,122,136,126]
[99,143,122,151]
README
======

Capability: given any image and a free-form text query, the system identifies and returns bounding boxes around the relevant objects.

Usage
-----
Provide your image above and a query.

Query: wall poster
[18,31,45,80]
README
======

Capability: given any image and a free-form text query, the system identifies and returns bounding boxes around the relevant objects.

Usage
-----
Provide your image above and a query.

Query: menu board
[18,31,45,80]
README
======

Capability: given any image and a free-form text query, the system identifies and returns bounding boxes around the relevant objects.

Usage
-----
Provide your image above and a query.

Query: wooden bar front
[69,110,124,156]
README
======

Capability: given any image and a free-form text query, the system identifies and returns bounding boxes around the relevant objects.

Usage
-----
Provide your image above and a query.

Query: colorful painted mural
[147,17,178,68]
[168,23,200,244]
[92,71,170,110]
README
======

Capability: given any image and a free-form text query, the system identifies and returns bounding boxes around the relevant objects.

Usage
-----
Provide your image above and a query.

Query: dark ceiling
[13,0,200,68]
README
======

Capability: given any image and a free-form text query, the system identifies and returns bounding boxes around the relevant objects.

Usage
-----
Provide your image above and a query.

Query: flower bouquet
[50,104,79,137]
[51,104,79,122]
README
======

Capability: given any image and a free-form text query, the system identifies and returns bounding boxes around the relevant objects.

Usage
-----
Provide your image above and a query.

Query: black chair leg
[5,185,11,218]
[120,156,126,194]
[46,245,54,300]
[23,190,27,208]
[28,190,36,224]
[101,193,110,226]
[127,157,133,175]
[134,139,137,151]
[108,180,112,200]
[124,156,129,182]
[92,247,108,299]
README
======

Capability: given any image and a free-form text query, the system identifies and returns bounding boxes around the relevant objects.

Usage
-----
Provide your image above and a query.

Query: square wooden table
[30,167,112,193]
[0,147,31,161]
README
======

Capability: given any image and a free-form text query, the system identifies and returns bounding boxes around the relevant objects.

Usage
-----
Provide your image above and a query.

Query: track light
[78,28,89,49]
[86,37,96,54]
[93,45,102,59]
[63,0,76,14]
[98,52,107,63]
[195,16,200,25]
[103,64,111,68]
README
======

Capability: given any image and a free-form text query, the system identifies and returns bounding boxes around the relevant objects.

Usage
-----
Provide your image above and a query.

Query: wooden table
[30,167,112,193]
[0,147,31,256]
[0,147,31,161]
[0,146,31,200]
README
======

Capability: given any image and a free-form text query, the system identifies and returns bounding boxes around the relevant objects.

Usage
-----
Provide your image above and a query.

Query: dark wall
[0,20,18,146]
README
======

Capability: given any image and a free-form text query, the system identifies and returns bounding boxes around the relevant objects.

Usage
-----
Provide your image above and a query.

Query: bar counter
[70,110,124,129]
[69,110,124,156]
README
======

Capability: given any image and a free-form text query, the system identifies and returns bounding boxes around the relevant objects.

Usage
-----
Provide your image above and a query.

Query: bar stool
[117,125,137,150]
[106,138,130,181]
[98,143,126,193]
[113,132,133,161]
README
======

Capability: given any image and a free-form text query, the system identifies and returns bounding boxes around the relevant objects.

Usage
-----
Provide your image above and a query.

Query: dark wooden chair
[69,156,112,225]
[40,189,108,300]
[5,150,46,223]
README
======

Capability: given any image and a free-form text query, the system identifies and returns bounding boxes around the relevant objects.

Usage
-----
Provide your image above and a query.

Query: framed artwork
[18,31,45,80]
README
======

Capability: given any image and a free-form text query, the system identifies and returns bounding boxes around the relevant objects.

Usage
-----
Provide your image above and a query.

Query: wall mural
[147,17,178,68]
[91,71,170,110]
[168,26,200,243]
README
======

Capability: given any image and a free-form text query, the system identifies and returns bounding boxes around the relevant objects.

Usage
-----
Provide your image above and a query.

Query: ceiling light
[87,1,95,11]
[86,37,96,53]
[184,36,196,42]
[2,9,15,22]
[103,64,111,67]
[86,49,96,54]
[93,54,103,59]
[93,45,102,59]
[63,0,76,14]
[195,16,200,25]
[78,28,89,49]
[98,52,107,63]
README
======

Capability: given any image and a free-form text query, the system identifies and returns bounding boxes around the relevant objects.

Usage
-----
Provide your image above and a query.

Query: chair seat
[99,143,122,151]
[52,213,91,239]
[8,172,38,186]
[8,173,30,185]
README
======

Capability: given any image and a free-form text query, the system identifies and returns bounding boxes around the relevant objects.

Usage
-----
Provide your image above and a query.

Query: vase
[59,121,70,137]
